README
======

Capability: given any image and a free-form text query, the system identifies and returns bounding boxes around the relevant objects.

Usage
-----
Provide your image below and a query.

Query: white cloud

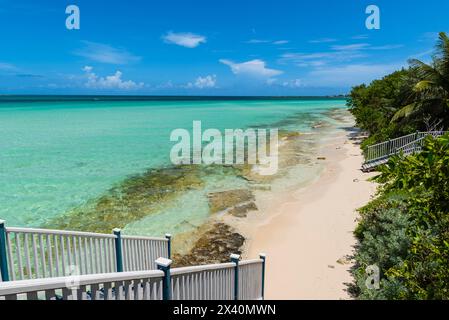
[309,38,338,44]
[370,44,404,50]
[245,39,290,45]
[282,79,304,88]
[351,35,369,40]
[74,41,141,65]
[82,66,144,90]
[308,63,404,87]
[273,40,289,45]
[0,62,18,72]
[219,59,283,78]
[331,43,403,51]
[187,75,217,89]
[331,43,370,51]
[280,42,403,68]
[163,31,206,48]
[245,39,271,44]
[267,78,304,88]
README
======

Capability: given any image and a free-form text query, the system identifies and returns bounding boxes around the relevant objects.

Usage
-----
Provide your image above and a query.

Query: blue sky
[0,0,448,95]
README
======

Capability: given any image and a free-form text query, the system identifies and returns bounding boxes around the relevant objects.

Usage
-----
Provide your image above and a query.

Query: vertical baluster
[98,238,104,273]
[72,236,78,273]
[15,233,24,280]
[83,238,89,274]
[6,232,15,281]
[132,240,137,271]
[46,235,53,277]
[125,280,133,300]
[91,283,99,300]
[39,234,46,278]
[109,238,115,272]
[89,237,94,273]
[115,280,123,300]
[77,285,86,300]
[138,240,143,270]
[77,237,84,275]
[103,238,109,272]
[124,239,130,271]
[60,235,66,275]
[32,234,40,278]
[66,236,72,270]
[45,289,56,300]
[104,238,109,273]
[130,239,137,271]
[54,235,60,276]
[130,240,135,271]
[110,238,116,272]
[142,279,149,300]
[24,233,32,279]
[94,238,100,273]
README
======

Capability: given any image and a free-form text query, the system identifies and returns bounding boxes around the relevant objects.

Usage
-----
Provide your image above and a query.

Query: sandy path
[243,131,378,299]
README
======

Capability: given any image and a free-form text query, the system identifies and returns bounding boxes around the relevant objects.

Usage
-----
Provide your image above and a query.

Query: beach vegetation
[348,32,449,150]
[352,134,449,299]
[350,32,449,300]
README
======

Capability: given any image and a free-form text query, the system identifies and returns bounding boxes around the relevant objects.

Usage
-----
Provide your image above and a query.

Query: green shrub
[353,134,449,299]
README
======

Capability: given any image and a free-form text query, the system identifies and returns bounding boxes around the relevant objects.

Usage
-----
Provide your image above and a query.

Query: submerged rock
[228,202,258,218]
[45,165,205,234]
[207,189,255,213]
[172,223,245,267]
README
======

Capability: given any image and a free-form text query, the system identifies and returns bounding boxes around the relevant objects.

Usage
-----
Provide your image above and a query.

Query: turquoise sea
[0,96,347,240]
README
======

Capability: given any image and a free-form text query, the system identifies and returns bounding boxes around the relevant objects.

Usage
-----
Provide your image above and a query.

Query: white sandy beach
[236,127,378,299]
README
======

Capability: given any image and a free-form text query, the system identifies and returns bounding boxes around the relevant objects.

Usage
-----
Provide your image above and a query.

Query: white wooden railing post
[156,257,172,300]
[113,228,123,272]
[0,220,10,282]
[230,253,240,300]
[259,253,266,300]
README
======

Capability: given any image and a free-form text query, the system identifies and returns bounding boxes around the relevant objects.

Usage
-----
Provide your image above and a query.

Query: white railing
[4,227,116,281]
[238,259,264,300]
[171,262,236,300]
[122,235,169,272]
[364,131,447,164]
[0,222,170,282]
[0,256,266,301]
[0,270,164,300]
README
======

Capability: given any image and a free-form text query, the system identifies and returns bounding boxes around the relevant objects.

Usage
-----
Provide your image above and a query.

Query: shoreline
[237,121,378,299]
[170,110,345,265]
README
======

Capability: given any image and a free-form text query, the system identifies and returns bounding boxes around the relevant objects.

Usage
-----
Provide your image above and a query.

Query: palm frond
[436,32,449,82]
[391,103,419,122]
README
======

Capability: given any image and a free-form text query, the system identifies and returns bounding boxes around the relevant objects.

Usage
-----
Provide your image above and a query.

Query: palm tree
[392,32,449,123]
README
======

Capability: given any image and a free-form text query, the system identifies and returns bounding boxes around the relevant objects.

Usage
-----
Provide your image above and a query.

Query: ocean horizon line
[0,94,348,103]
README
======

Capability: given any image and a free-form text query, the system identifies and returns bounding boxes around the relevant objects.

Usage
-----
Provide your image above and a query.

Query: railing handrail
[121,235,169,242]
[171,262,236,276]
[5,226,168,242]
[0,223,171,282]
[0,269,164,296]
[396,136,426,151]
[5,227,116,239]
[364,131,448,164]
[367,131,447,152]
[366,132,417,152]
[0,257,266,300]
[239,259,263,266]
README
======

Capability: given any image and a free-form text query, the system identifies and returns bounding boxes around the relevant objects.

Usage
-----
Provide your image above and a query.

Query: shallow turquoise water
[0,98,346,232]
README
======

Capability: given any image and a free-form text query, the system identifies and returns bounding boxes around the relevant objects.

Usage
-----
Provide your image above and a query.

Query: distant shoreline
[0,95,348,103]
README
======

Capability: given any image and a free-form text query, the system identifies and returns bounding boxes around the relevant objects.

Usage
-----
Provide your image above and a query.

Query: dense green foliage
[351,33,449,300]
[348,32,449,150]
[353,135,449,299]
